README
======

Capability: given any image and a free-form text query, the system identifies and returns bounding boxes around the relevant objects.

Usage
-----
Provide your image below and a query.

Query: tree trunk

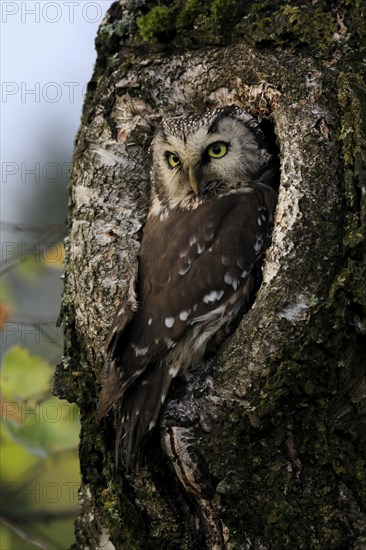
[54,1,366,548]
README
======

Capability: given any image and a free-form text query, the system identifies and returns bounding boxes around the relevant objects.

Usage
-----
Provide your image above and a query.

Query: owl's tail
[116,361,174,471]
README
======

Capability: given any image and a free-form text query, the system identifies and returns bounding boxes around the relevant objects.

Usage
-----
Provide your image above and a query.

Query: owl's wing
[97,186,277,454]
[132,185,277,350]
[97,269,140,420]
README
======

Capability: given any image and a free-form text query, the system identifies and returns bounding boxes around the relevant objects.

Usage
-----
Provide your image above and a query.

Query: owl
[97,105,278,469]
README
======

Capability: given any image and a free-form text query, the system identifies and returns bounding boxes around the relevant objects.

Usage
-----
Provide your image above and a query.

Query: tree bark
[54,1,366,548]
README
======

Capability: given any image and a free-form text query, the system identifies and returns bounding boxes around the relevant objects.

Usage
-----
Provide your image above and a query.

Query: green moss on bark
[88,0,366,81]
[137,6,176,43]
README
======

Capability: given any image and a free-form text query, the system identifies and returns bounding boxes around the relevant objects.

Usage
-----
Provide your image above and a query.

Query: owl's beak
[188,166,199,195]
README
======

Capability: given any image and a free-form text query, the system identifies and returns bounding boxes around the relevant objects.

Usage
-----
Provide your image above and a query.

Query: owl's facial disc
[152,107,270,205]
[162,139,231,196]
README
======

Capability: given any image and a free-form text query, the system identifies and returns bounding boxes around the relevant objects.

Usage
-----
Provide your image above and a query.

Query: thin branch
[0,515,49,550]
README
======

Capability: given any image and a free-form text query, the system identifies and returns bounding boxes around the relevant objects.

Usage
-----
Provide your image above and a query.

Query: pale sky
[1,0,114,221]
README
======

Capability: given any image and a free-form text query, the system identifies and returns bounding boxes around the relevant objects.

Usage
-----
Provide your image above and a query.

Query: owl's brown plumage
[97,106,277,469]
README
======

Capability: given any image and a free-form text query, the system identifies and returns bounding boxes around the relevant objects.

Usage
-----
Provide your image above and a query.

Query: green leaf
[0,346,53,401]
[0,424,39,480]
[5,397,80,457]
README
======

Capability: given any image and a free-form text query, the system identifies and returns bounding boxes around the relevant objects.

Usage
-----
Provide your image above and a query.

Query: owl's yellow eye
[207,142,228,159]
[167,152,180,168]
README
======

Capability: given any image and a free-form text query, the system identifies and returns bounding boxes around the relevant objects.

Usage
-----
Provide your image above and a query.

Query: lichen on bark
[54,0,366,548]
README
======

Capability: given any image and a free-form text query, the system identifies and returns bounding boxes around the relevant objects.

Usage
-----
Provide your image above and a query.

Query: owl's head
[150,105,274,207]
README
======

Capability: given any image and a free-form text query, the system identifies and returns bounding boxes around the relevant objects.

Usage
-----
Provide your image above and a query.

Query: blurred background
[1,2,114,548]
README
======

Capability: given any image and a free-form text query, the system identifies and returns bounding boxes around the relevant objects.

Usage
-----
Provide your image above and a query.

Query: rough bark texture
[54,1,366,548]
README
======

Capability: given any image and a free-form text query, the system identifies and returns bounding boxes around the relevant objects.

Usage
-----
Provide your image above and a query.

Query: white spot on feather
[224,272,233,285]
[169,365,180,377]
[133,346,148,357]
[148,318,152,325]
[224,273,240,290]
[179,310,189,321]
[254,237,263,254]
[203,290,225,304]
[237,258,245,269]
[164,317,175,328]
[165,338,176,348]
[179,264,191,275]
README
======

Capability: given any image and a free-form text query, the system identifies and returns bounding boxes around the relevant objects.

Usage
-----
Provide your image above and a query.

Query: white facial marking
[164,316,175,328]
[179,310,189,321]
